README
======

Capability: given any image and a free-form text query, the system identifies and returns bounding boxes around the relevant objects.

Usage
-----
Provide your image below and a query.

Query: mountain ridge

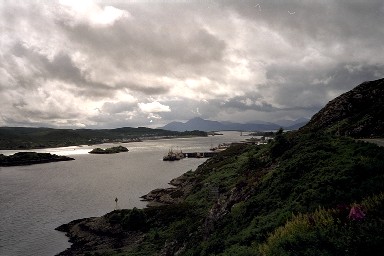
[161,117,308,132]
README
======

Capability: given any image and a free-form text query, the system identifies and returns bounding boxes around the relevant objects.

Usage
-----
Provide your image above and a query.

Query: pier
[182,151,218,158]
[163,150,219,161]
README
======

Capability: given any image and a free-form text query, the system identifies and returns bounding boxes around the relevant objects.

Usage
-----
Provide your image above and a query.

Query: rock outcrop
[301,78,384,137]
[56,216,145,256]
[0,152,74,166]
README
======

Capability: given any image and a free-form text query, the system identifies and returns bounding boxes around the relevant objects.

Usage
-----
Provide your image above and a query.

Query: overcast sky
[1,0,383,128]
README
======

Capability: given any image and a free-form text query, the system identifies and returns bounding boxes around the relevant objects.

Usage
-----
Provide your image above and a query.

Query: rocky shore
[55,170,197,255]
[140,172,195,206]
[55,216,146,256]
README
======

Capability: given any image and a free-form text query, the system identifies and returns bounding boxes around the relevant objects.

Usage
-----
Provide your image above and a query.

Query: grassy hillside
[58,131,384,255]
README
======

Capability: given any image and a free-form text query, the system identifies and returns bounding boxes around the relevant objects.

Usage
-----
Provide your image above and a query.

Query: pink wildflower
[348,205,366,220]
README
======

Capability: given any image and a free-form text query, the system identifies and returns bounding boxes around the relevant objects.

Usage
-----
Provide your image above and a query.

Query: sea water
[0,132,243,256]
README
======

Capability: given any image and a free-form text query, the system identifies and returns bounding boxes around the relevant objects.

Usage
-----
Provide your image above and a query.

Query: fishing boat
[163,148,185,161]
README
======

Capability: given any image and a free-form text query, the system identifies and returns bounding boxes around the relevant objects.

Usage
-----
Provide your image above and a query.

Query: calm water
[0,132,243,256]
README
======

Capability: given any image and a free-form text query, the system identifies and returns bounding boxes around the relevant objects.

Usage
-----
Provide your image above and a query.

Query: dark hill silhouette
[161,117,308,132]
[301,78,384,137]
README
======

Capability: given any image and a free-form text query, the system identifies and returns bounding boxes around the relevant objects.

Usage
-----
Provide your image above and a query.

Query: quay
[163,149,219,161]
[182,152,218,158]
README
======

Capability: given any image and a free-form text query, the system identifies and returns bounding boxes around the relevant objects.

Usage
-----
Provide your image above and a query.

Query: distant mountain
[186,117,227,131]
[301,78,384,137]
[161,118,226,132]
[285,121,309,131]
[274,117,310,127]
[160,117,308,132]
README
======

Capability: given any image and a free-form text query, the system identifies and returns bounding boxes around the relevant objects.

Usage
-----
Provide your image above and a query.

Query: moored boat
[163,148,185,161]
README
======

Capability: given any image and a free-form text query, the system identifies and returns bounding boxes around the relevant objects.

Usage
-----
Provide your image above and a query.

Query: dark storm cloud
[266,62,384,110]
[6,42,114,98]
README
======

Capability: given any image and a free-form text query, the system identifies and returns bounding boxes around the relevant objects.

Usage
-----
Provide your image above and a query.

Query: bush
[259,193,384,256]
[122,207,147,231]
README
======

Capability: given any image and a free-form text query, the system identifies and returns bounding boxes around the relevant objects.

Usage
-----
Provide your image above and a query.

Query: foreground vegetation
[0,127,207,150]
[58,130,384,255]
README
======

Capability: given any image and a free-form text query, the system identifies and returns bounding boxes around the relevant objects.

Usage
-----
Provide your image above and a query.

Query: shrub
[122,207,147,231]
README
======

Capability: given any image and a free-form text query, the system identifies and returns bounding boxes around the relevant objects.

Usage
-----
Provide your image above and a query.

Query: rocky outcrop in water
[0,152,74,166]
[88,145,129,154]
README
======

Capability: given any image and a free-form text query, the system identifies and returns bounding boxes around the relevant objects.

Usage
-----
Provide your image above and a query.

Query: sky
[1,0,383,128]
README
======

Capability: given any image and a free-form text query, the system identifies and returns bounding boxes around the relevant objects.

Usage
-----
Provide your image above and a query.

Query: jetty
[163,150,219,161]
[182,152,218,158]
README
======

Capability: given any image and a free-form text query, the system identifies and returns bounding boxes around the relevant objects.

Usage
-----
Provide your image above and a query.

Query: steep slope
[301,78,384,137]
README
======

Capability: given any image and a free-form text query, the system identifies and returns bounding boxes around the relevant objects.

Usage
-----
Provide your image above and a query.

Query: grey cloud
[1,0,383,128]
[160,99,219,122]
[7,43,117,99]
[226,0,384,61]
[56,8,227,75]
[45,54,84,84]
[266,62,384,111]
[101,101,137,114]
[221,96,278,112]
[120,83,170,95]
[9,43,80,84]
[225,0,384,38]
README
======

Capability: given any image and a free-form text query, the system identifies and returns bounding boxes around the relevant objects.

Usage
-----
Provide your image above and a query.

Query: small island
[89,145,129,154]
[0,152,74,167]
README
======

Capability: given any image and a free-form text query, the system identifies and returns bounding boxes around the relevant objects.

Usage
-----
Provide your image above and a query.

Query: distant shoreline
[0,126,207,150]
[0,134,207,151]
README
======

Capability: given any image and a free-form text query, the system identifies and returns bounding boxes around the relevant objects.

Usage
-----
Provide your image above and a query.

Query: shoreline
[55,163,200,255]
